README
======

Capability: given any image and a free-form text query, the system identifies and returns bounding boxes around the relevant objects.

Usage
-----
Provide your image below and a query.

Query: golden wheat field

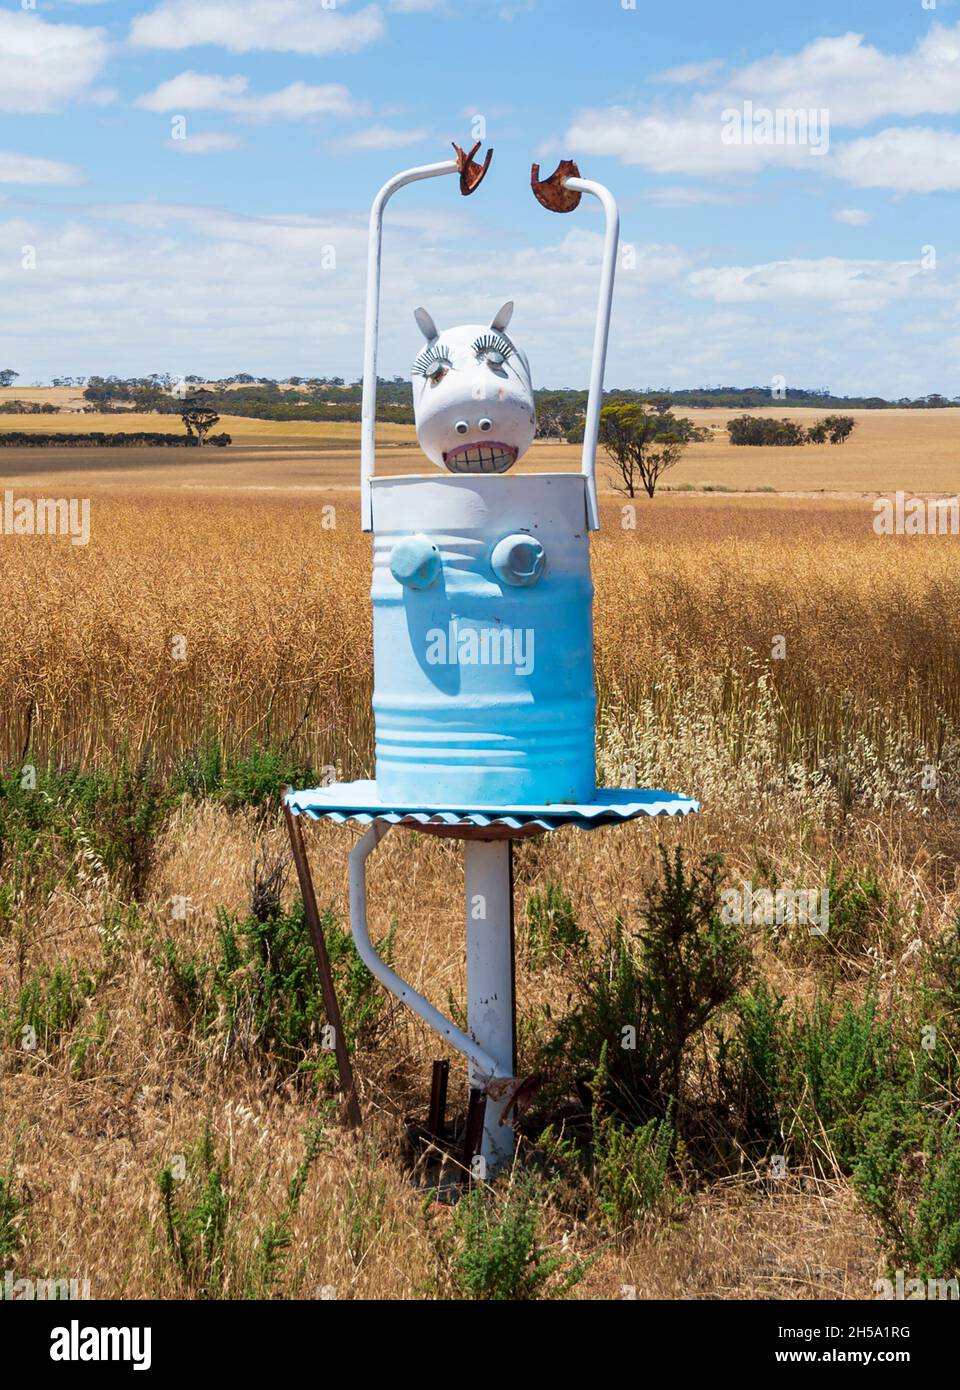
[2,421,960,1302]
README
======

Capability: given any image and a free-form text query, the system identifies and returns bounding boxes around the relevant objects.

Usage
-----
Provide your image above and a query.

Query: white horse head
[411,301,536,473]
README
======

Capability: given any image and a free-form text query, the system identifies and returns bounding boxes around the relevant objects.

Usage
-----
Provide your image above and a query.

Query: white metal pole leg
[464,838,516,1175]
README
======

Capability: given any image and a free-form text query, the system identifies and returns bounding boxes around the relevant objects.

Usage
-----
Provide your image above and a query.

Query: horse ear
[491,301,514,331]
[414,307,438,343]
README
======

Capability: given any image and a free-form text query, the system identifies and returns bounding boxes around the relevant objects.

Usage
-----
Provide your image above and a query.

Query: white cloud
[566,107,825,176]
[688,256,926,311]
[165,132,243,155]
[566,24,960,191]
[137,72,360,121]
[640,186,746,207]
[655,60,723,85]
[333,125,429,151]
[0,11,109,113]
[2,198,953,397]
[129,0,385,55]
[723,24,960,128]
[0,152,84,185]
[833,208,872,226]
[830,127,960,193]
[0,201,684,384]
[569,105,960,194]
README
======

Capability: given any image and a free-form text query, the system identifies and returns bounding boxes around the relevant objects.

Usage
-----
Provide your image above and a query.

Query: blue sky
[1,0,958,395]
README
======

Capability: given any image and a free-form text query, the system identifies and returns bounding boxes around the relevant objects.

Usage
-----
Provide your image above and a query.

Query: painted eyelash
[413,344,453,377]
[473,333,514,363]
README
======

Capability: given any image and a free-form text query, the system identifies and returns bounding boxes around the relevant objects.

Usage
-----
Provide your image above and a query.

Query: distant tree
[727,415,806,446]
[536,393,582,442]
[0,369,18,388]
[599,402,694,498]
[824,414,855,444]
[729,413,856,446]
[179,390,220,445]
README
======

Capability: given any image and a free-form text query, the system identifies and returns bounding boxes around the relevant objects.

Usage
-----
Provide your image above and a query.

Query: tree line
[598,403,856,498]
[727,414,856,446]
[0,430,231,449]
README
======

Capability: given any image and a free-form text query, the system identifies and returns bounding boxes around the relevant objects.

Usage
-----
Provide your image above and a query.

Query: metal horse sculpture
[284,142,697,1177]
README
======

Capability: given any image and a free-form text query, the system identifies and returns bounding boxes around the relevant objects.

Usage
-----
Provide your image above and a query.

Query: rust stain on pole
[284,801,362,1129]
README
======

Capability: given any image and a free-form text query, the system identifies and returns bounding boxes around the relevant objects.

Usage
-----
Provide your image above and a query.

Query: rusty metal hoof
[531,159,582,213]
[453,140,493,196]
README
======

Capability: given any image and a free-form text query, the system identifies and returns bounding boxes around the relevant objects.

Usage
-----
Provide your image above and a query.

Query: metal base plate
[285,781,698,838]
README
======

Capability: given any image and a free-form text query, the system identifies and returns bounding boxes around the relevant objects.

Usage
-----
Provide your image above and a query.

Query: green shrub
[856,1099,960,1280]
[446,1176,585,1301]
[525,881,588,965]
[0,758,169,899]
[789,984,894,1170]
[591,1043,676,1233]
[720,978,910,1176]
[823,863,886,961]
[2,959,97,1060]
[161,900,388,1077]
[543,848,750,1125]
[717,978,788,1153]
[0,1134,26,1265]
[171,736,314,809]
[158,1123,230,1297]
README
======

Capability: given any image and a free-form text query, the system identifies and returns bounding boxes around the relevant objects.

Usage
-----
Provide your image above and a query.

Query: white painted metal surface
[464,838,516,1173]
[348,822,505,1083]
[563,175,620,532]
[360,157,459,530]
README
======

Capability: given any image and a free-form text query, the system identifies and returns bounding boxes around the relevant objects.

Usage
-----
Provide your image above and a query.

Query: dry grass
[2,491,958,796]
[2,472,959,1300]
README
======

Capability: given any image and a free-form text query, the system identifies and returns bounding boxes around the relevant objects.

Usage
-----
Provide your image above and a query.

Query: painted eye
[455,420,469,435]
[479,418,493,432]
[413,343,453,384]
[473,333,514,369]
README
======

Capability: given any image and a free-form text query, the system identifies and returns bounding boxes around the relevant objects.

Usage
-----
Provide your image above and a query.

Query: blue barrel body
[370,473,596,806]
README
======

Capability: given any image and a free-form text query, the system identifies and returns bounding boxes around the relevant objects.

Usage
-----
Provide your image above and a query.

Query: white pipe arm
[563,176,620,532]
[348,824,507,1081]
[360,159,459,531]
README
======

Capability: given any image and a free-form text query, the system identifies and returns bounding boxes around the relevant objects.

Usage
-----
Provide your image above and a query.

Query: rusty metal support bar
[427,1059,450,1141]
[283,803,362,1129]
[462,1087,488,1176]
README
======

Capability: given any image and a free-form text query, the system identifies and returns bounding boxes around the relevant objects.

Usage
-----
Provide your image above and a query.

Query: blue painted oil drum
[370,473,596,805]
